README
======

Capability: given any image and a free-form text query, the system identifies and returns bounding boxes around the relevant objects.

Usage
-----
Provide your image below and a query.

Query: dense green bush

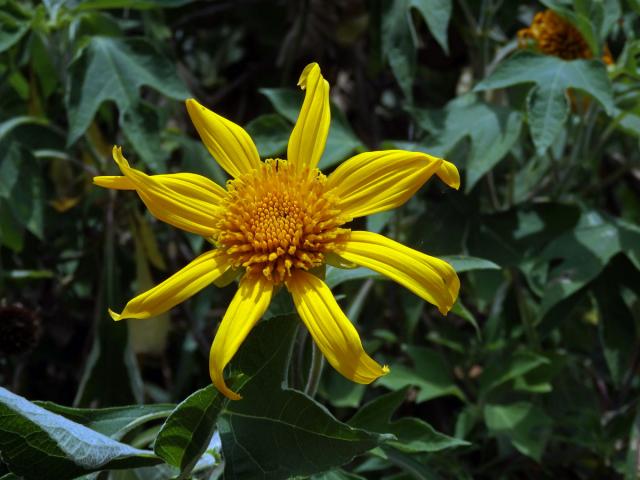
[1,0,640,478]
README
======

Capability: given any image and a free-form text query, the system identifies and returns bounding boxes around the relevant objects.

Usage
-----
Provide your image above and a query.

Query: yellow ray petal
[94,147,224,237]
[94,172,227,205]
[109,249,230,321]
[286,270,388,384]
[186,99,261,178]
[339,231,459,315]
[287,63,330,169]
[209,274,273,400]
[327,150,459,219]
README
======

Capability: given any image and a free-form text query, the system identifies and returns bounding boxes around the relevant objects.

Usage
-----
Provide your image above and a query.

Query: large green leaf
[484,402,552,461]
[154,385,225,476]
[475,51,614,153]
[349,389,469,454]
[218,315,387,479]
[34,402,174,439]
[408,94,523,191]
[66,36,189,157]
[0,387,161,480]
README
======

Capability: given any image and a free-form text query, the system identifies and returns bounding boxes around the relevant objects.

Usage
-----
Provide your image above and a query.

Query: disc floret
[213,159,350,284]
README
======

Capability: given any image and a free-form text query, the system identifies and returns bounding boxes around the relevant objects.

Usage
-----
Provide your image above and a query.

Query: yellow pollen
[213,159,350,284]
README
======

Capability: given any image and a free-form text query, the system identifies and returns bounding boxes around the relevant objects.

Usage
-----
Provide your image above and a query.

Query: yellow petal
[94,147,224,237]
[209,274,273,400]
[339,231,459,314]
[94,172,227,204]
[109,249,230,321]
[287,63,330,169]
[185,99,261,178]
[286,270,388,384]
[326,150,459,219]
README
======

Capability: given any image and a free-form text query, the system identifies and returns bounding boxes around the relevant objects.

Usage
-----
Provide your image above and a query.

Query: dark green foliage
[1,0,639,479]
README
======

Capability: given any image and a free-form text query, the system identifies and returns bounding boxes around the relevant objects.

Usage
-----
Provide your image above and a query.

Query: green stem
[304,340,324,397]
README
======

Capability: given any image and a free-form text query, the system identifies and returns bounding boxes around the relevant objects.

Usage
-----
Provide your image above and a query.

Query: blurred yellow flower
[94,63,460,400]
[518,9,613,65]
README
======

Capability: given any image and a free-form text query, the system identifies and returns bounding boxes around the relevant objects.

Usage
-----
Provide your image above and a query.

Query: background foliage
[1,0,640,478]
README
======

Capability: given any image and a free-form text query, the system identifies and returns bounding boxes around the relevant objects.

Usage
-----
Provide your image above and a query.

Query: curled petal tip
[297,62,320,89]
[382,365,390,375]
[108,309,122,321]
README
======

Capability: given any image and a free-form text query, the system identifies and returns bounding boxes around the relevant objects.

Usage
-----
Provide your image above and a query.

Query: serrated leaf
[154,385,225,475]
[0,387,161,480]
[219,316,386,480]
[66,36,189,146]
[408,94,522,191]
[475,51,614,153]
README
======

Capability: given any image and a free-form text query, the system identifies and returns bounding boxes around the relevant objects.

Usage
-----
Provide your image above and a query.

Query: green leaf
[0,387,161,480]
[475,51,614,153]
[350,389,469,454]
[0,1,31,53]
[0,143,45,239]
[154,385,225,475]
[382,0,452,99]
[219,316,387,479]
[408,94,522,191]
[377,346,465,403]
[537,217,622,315]
[34,402,174,439]
[66,36,190,146]
[441,255,501,272]
[594,273,637,386]
[69,0,195,9]
[484,402,552,461]
[325,266,383,289]
[479,351,550,396]
[245,114,290,158]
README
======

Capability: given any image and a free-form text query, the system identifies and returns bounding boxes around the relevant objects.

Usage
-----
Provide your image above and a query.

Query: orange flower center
[213,159,350,283]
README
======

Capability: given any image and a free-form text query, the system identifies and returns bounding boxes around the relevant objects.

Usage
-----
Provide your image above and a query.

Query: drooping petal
[94,147,225,237]
[209,274,273,400]
[339,231,459,315]
[326,150,459,219]
[287,63,330,169]
[286,270,388,384]
[109,249,230,321]
[185,99,261,178]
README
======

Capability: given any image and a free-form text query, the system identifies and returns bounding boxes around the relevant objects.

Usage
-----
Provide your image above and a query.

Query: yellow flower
[94,63,460,400]
[518,9,613,65]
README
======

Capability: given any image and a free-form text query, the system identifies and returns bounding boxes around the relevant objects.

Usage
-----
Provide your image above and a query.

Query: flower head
[94,63,461,400]
[518,9,613,65]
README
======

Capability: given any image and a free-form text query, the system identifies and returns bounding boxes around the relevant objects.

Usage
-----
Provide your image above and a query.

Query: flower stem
[304,340,324,397]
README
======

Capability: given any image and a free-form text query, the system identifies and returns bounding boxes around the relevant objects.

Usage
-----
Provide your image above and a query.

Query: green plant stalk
[304,340,324,397]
